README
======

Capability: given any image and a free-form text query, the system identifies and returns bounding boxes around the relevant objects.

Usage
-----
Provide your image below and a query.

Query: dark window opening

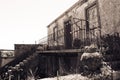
[53,26,58,41]
[64,20,72,49]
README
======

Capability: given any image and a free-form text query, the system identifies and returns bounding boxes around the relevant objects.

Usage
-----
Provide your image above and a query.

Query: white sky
[0,0,78,50]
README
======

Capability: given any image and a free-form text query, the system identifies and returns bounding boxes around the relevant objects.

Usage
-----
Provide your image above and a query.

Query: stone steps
[113,71,120,80]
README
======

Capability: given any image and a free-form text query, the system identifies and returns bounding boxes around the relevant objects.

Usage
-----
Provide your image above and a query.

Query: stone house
[45,0,120,77]
[47,0,120,49]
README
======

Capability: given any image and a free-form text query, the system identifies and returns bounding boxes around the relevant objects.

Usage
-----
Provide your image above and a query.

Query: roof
[47,0,87,28]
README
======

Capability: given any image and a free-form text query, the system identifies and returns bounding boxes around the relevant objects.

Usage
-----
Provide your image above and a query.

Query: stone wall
[98,0,120,35]
[14,44,41,57]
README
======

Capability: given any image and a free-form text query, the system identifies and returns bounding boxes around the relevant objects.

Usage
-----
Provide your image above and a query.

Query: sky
[0,0,78,50]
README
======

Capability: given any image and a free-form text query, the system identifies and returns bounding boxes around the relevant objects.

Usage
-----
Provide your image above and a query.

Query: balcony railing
[37,18,101,50]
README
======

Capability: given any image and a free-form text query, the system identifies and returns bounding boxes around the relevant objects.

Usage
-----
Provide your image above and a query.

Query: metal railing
[37,18,101,50]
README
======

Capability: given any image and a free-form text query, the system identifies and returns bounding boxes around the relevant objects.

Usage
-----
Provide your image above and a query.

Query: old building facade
[1,0,120,79]
[47,0,120,49]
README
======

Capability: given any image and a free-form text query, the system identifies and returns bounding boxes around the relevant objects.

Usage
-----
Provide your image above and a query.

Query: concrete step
[112,71,120,80]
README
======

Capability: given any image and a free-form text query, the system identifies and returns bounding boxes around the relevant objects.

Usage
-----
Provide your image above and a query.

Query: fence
[37,18,101,50]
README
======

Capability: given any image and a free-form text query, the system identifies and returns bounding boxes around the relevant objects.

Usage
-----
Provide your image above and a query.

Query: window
[85,2,100,44]
[86,3,98,30]
[53,26,58,41]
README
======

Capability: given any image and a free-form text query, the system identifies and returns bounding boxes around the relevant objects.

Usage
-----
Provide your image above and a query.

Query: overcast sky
[0,0,78,49]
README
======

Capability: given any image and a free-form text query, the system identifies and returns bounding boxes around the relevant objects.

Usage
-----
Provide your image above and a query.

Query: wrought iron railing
[37,18,101,50]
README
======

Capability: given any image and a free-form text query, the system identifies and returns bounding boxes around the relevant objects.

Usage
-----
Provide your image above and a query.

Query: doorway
[64,20,72,49]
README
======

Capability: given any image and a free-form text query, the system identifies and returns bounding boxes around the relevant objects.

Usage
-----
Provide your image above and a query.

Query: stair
[113,71,120,80]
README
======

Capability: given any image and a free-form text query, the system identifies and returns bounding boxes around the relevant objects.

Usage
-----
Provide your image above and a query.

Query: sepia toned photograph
[0,0,120,80]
